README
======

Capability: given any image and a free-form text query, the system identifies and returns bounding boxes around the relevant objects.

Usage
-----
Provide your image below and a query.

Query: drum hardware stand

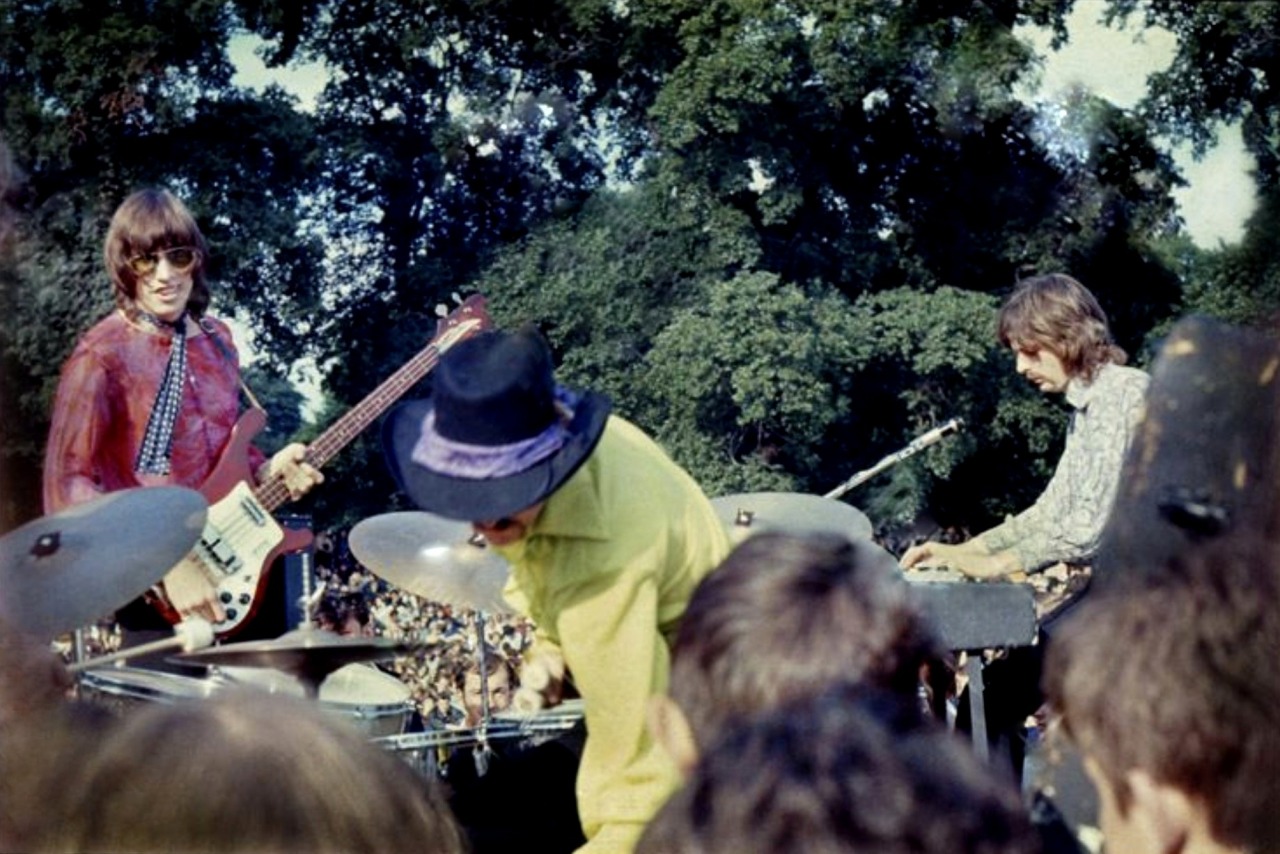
[298,546,316,630]
[824,418,964,500]
[471,609,494,776]
[67,618,215,674]
[300,585,326,628]
[73,626,87,665]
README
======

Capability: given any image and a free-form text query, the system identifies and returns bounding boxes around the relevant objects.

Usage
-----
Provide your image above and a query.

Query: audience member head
[459,646,515,726]
[315,590,372,637]
[997,273,1125,381]
[103,188,210,320]
[0,617,73,729]
[637,684,1040,854]
[1044,539,1280,854]
[653,531,940,772]
[27,689,466,853]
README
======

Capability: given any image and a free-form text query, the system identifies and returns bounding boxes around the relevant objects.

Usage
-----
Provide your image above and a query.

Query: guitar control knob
[238,593,251,605]
[225,608,238,621]
[220,592,233,604]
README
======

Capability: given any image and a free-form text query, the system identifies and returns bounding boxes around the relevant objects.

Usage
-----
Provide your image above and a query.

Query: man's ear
[1127,768,1195,854]
[647,694,698,777]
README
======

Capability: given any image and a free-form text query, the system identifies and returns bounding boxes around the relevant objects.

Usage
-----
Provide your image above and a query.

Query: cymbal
[711,491,873,542]
[178,628,410,696]
[348,511,514,615]
[0,487,208,639]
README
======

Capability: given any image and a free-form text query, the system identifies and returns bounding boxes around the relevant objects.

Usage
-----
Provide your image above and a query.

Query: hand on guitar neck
[256,442,325,501]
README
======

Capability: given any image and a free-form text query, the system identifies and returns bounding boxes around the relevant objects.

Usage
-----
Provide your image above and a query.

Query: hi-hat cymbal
[711,491,873,542]
[0,487,208,639]
[348,511,513,615]
[178,627,410,697]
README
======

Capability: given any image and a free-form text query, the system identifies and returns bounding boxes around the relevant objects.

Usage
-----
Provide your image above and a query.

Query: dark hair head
[103,188,210,320]
[316,592,370,631]
[997,273,1125,381]
[457,646,513,689]
[1045,539,1280,852]
[669,532,941,750]
[638,687,1038,854]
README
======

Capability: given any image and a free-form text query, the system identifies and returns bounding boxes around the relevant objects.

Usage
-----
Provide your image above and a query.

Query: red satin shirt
[43,311,263,513]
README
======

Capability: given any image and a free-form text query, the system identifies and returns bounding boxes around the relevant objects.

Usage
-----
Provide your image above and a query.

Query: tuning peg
[435,303,448,318]
[452,291,463,305]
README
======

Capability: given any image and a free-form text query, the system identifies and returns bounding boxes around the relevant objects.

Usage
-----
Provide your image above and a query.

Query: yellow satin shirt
[495,415,731,852]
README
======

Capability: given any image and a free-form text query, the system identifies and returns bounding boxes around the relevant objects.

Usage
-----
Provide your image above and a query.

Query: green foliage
[642,272,860,493]
[241,365,306,456]
[3,0,1274,546]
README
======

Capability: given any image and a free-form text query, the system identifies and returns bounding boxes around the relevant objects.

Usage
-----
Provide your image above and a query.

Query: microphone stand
[824,418,964,501]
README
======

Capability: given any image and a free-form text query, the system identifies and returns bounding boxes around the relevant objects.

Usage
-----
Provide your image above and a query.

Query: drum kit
[1,482,876,776]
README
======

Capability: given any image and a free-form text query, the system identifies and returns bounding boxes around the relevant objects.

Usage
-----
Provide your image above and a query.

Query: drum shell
[218,663,414,738]
[77,667,222,717]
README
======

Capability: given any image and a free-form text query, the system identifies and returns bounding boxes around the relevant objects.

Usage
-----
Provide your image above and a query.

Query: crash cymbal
[711,491,873,542]
[0,487,208,639]
[348,511,514,615]
[178,627,410,697]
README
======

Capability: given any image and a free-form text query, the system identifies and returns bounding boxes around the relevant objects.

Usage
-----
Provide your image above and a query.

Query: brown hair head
[669,532,941,751]
[103,188,210,319]
[997,273,1126,381]
[29,689,466,853]
[1044,539,1280,852]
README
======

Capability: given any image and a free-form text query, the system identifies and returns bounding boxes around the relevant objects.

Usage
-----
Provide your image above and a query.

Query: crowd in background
[311,526,535,725]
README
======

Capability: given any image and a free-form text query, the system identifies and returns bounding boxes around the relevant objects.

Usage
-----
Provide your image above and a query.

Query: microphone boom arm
[824,418,964,501]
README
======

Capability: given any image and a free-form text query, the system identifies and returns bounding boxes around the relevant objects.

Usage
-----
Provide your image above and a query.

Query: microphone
[68,618,215,674]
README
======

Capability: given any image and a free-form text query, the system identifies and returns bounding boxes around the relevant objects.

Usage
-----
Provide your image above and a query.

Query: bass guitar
[147,294,491,638]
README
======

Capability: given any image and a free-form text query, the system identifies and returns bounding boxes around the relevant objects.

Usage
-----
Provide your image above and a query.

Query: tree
[1104,0,1280,333]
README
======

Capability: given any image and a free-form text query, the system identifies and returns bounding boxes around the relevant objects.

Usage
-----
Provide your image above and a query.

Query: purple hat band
[411,387,579,480]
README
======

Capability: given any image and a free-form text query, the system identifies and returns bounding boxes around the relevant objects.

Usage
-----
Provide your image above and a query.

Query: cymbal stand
[471,609,493,776]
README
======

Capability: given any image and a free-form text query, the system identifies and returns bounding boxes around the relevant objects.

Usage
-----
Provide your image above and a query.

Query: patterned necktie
[134,311,188,476]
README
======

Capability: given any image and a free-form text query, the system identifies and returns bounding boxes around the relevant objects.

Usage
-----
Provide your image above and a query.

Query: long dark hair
[103,188,210,320]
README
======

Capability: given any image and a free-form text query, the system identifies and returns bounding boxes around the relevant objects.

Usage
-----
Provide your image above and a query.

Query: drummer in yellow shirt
[384,327,731,853]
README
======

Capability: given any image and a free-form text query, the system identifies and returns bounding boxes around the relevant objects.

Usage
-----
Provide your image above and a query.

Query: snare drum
[78,667,222,716]
[218,664,414,738]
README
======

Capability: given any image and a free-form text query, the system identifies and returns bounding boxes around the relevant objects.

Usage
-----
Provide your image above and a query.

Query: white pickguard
[194,480,285,635]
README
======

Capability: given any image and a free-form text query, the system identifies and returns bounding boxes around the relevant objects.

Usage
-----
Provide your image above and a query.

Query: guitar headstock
[432,294,493,351]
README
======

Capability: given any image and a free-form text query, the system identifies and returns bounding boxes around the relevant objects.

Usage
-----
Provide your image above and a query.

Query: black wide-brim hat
[383,328,611,522]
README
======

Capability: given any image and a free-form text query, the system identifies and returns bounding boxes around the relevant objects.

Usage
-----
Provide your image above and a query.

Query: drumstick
[68,619,215,673]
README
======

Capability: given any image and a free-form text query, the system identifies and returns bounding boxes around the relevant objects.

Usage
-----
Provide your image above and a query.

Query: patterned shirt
[979,362,1150,572]
[493,416,731,853]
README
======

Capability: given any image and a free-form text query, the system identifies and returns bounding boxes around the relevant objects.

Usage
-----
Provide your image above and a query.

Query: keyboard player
[900,274,1149,780]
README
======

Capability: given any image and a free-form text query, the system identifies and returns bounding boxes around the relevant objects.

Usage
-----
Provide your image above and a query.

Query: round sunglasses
[127,246,201,276]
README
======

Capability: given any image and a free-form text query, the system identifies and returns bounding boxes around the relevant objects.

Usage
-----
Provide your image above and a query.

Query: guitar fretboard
[251,295,489,514]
